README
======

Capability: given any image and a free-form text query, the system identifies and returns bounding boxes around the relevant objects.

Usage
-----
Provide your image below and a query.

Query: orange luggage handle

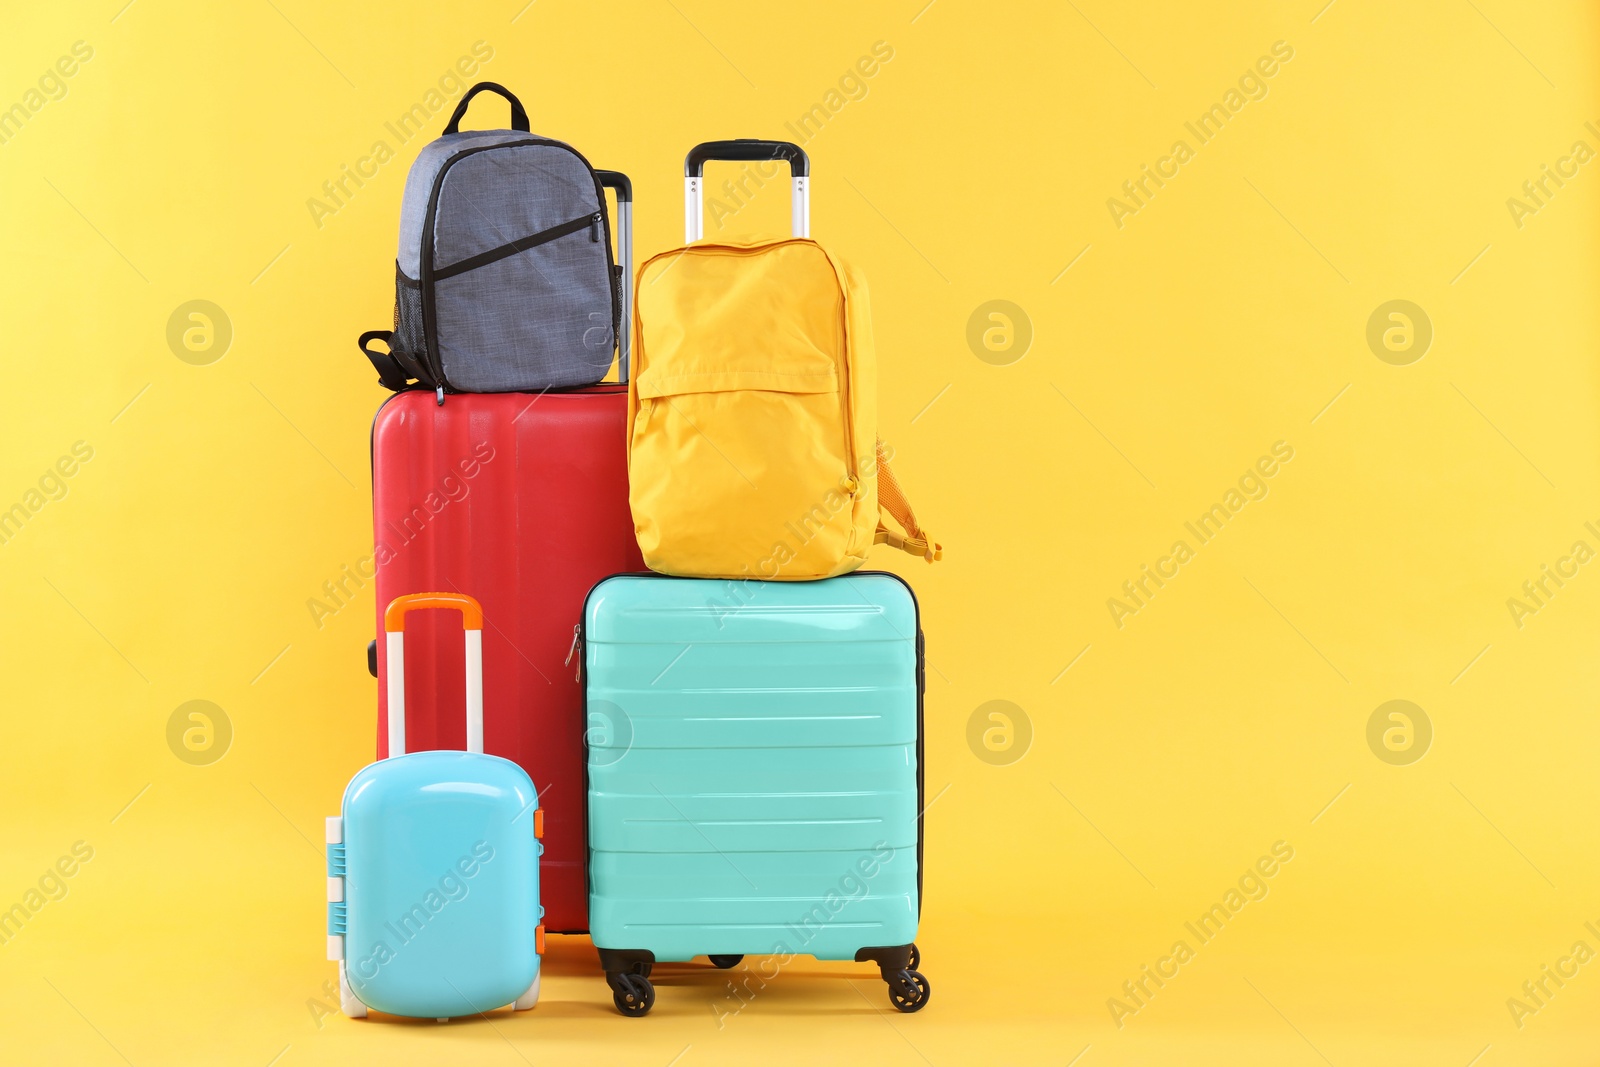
[383,593,484,757]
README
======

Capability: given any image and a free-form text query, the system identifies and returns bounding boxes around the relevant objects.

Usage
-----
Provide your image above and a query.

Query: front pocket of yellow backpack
[629,371,857,579]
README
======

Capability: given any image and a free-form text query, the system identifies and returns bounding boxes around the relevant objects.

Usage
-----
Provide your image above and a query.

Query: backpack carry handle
[442,82,530,135]
[595,170,633,383]
[684,140,809,242]
[383,593,484,757]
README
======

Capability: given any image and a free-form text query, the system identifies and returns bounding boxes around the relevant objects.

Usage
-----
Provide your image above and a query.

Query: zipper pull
[564,624,583,682]
[435,385,445,406]
[590,213,602,242]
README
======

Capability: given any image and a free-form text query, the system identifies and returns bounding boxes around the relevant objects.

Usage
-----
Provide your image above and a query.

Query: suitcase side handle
[683,139,809,242]
[442,82,530,135]
[383,593,484,757]
[595,170,633,383]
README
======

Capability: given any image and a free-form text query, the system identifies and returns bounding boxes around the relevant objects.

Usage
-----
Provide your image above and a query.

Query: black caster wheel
[708,954,744,969]
[907,944,920,971]
[887,969,930,1013]
[611,972,655,1017]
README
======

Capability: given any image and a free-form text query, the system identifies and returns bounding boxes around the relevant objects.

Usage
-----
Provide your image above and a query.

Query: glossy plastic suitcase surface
[330,593,544,1020]
[582,572,928,1016]
[368,181,641,933]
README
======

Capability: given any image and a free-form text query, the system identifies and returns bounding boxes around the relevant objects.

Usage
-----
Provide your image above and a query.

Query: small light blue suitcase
[327,593,545,1020]
[580,572,927,1016]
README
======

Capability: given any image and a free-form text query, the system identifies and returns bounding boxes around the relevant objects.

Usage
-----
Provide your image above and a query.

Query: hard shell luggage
[367,175,639,934]
[329,593,544,1020]
[581,572,928,1016]
[628,139,939,580]
[358,82,627,396]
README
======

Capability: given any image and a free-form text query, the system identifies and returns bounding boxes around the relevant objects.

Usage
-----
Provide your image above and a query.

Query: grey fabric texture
[396,130,531,277]
[391,130,615,393]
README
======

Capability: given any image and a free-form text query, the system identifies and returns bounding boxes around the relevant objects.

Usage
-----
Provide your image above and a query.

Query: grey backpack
[359,83,631,398]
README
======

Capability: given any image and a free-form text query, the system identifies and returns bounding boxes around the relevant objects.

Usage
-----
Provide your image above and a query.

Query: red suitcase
[367,174,640,933]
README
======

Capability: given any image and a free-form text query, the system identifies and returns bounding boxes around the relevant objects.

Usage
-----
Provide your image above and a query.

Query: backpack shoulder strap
[872,437,942,563]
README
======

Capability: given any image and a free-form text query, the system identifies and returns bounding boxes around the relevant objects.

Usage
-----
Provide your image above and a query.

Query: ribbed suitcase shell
[584,573,922,961]
[372,387,643,931]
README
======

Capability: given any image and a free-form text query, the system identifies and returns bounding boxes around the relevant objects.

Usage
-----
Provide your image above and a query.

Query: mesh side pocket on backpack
[393,262,427,369]
[612,263,624,338]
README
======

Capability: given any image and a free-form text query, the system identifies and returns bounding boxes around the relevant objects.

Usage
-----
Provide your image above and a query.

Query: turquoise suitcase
[580,572,928,1016]
[327,593,545,1020]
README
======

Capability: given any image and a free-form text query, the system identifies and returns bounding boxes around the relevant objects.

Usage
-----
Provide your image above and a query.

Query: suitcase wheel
[338,962,367,1019]
[513,970,541,1011]
[887,969,931,1014]
[608,971,655,1017]
[708,954,743,969]
[907,944,920,971]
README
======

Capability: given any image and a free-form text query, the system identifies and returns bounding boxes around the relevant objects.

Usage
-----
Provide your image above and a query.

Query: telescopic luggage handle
[684,139,810,242]
[383,593,484,756]
[595,169,633,382]
[442,82,530,134]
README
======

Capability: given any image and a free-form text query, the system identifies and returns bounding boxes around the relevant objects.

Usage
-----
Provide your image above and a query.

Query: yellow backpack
[628,141,939,581]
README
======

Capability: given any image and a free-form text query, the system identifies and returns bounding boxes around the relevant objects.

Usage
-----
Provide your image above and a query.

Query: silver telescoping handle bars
[683,140,810,242]
[595,170,633,383]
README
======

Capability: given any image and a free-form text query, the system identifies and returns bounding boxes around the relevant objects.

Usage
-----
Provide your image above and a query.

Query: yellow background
[3,1,1598,1063]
